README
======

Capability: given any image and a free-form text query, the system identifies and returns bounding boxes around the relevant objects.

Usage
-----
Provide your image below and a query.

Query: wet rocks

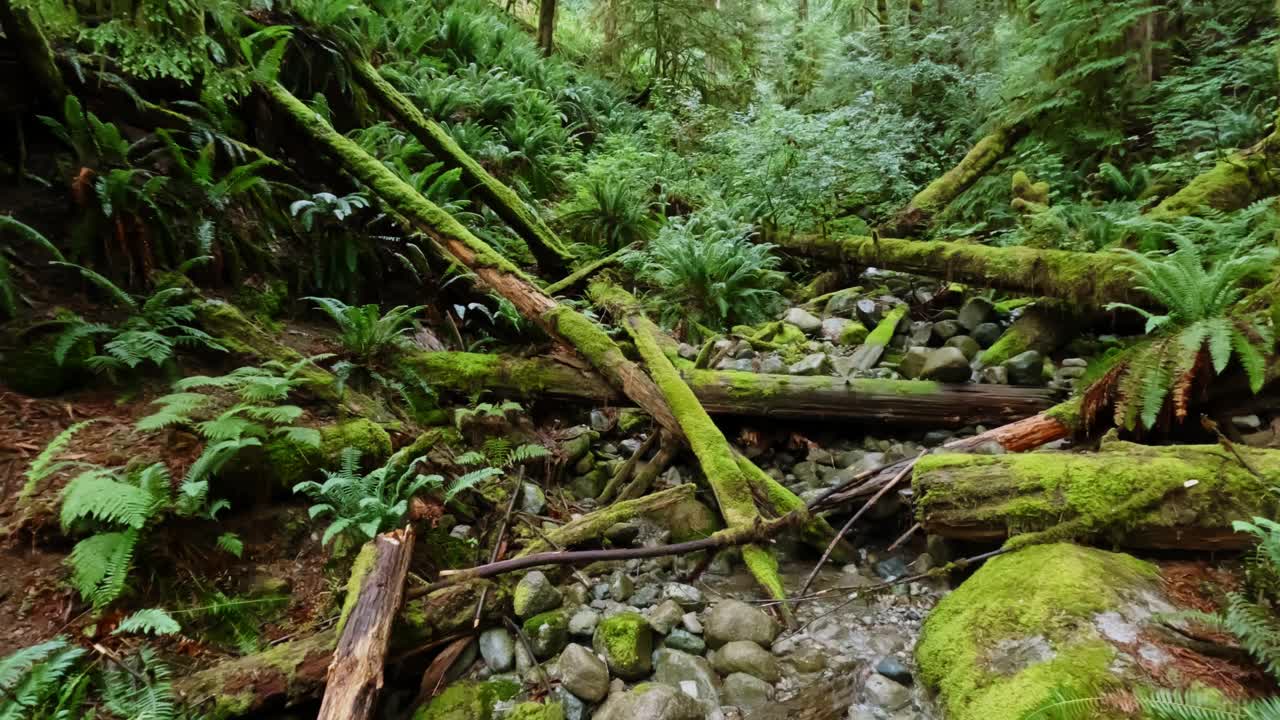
[479,628,515,672]
[785,307,823,334]
[789,352,830,375]
[593,612,654,679]
[522,610,569,658]
[704,599,780,648]
[558,643,609,702]
[514,571,562,618]
[864,674,911,711]
[875,656,913,685]
[653,648,722,712]
[957,297,995,331]
[709,640,781,682]
[722,672,774,714]
[664,628,707,655]
[920,347,971,383]
[1003,350,1044,386]
[593,683,703,720]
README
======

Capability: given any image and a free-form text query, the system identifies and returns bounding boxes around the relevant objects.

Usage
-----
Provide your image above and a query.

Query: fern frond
[22,420,96,500]
[113,608,181,636]
[67,529,140,609]
[446,467,502,502]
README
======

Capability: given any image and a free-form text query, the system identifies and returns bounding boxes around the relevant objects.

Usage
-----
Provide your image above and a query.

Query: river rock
[479,627,515,672]
[898,347,929,379]
[556,687,588,720]
[759,354,787,373]
[662,583,705,609]
[647,599,685,634]
[593,612,653,679]
[522,610,570,658]
[875,656,913,684]
[722,672,774,714]
[785,307,823,333]
[664,628,706,655]
[855,299,883,327]
[931,319,961,343]
[944,335,981,360]
[972,322,1002,347]
[789,353,830,375]
[558,643,608,702]
[908,320,934,346]
[920,347,972,383]
[821,317,851,342]
[864,674,911,711]
[1003,350,1044,386]
[514,571,562,618]
[592,683,703,720]
[521,482,547,515]
[569,607,600,637]
[704,599,780,648]
[710,640,780,682]
[957,297,996,330]
[978,365,1009,384]
[608,573,634,603]
[653,648,722,712]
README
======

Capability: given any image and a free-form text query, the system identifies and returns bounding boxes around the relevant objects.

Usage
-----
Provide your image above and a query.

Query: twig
[595,431,658,504]
[807,455,911,512]
[520,517,593,590]
[505,617,552,697]
[887,522,922,552]
[799,451,923,595]
[1201,414,1265,481]
[474,471,523,628]
[409,512,803,600]
[92,643,150,685]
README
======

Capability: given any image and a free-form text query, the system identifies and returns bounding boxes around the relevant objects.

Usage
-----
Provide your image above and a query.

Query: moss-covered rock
[507,701,565,720]
[522,609,570,659]
[0,327,90,396]
[263,418,392,490]
[593,612,654,680]
[411,678,522,720]
[652,496,722,543]
[917,543,1173,720]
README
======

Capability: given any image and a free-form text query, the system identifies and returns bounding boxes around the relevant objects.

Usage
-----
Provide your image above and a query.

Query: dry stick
[887,522,922,552]
[408,513,804,600]
[595,430,659,504]
[474,473,524,628]
[505,616,553,696]
[807,455,908,512]
[799,451,924,595]
[1201,414,1266,481]
[617,434,678,501]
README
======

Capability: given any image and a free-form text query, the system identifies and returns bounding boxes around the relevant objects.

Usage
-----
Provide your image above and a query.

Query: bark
[518,483,696,555]
[176,579,504,716]
[1147,126,1280,222]
[537,0,557,55]
[396,350,1058,425]
[349,57,572,274]
[776,233,1146,308]
[317,527,415,720]
[914,440,1280,550]
[883,124,1025,236]
[0,0,67,107]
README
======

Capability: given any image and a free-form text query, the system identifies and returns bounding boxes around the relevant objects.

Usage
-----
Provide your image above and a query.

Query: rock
[590,409,614,433]
[840,321,870,346]
[522,610,570,659]
[784,307,823,333]
[709,640,780,683]
[864,674,910,711]
[662,583,705,609]
[555,686,589,720]
[821,317,851,342]
[409,679,521,720]
[521,482,548,515]
[682,612,703,634]
[957,297,996,331]
[508,701,565,720]
[978,365,1008,385]
[788,353,830,376]
[875,656,913,684]
[931,320,961,343]
[1233,415,1264,432]
[629,584,661,607]
[759,355,786,374]
[647,599,685,634]
[604,522,642,546]
[449,524,472,540]
[920,347,972,383]
[826,289,861,316]
[855,299,883,327]
[608,573,634,603]
[1003,350,1044,386]
[897,347,929,380]
[972,322,1003,348]
[664,628,707,655]
[592,683,703,720]
[558,643,609,703]
[832,355,861,377]
[908,321,934,346]
[785,644,828,673]
[564,582,591,606]
[875,557,908,581]
[653,497,722,543]
[722,672,774,714]
[678,343,698,360]
[653,648,722,712]
[514,571,563,618]
[944,335,981,361]
[561,431,594,465]
[479,628,516,672]
[593,612,654,680]
[704,599,780,648]
[574,453,596,475]
[569,470,607,501]
[916,544,1181,720]
[569,607,601,637]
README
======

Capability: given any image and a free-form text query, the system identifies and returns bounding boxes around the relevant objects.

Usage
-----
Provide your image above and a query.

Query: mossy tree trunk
[0,0,67,107]
[883,123,1025,236]
[976,301,1076,367]
[776,233,1147,308]
[1147,125,1280,222]
[913,440,1280,550]
[397,349,1058,425]
[349,57,573,274]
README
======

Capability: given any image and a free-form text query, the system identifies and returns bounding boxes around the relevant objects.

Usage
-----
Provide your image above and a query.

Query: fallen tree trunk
[913,440,1280,550]
[176,578,504,716]
[259,81,793,600]
[397,350,1059,425]
[776,234,1146,308]
[519,483,695,555]
[884,123,1025,236]
[349,56,573,274]
[317,527,415,720]
[1147,126,1280,222]
[544,242,640,296]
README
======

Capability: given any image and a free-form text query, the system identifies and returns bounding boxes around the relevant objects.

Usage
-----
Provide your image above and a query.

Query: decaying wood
[520,483,695,555]
[316,527,415,720]
[349,56,573,273]
[596,430,660,503]
[617,434,678,501]
[913,440,1280,550]
[398,349,1059,426]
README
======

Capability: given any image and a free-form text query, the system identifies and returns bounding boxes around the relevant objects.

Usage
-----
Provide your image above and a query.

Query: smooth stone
[523,610,570,658]
[556,686,589,720]
[559,643,609,703]
[682,612,703,634]
[784,307,823,333]
[521,482,548,515]
[898,347,929,379]
[920,347,972,383]
[479,627,515,672]
[592,683,703,720]
[821,317,852,342]
[664,628,707,655]
[864,674,911,711]
[978,365,1009,384]
[788,353,830,376]
[704,599,780,648]
[832,355,860,377]
[908,321,933,346]
[569,607,601,637]
[722,672,774,714]
[944,335,981,361]
[972,322,1003,347]
[647,599,685,634]
[957,297,996,330]
[759,355,786,374]
[593,612,654,680]
[931,319,961,343]
[1233,415,1263,431]
[609,573,634,602]
[653,648,722,712]
[709,640,780,683]
[855,299,883,327]
[663,583,705,609]
[630,584,661,607]
[876,656,913,684]
[875,557,909,581]
[1003,350,1045,386]
[514,571,562,618]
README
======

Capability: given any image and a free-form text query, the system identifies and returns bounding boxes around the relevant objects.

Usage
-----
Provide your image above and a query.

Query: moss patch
[593,612,653,679]
[507,701,565,720]
[263,418,393,490]
[916,543,1157,720]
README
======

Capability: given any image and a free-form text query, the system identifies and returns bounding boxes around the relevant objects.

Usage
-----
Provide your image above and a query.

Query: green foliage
[0,636,89,720]
[305,296,425,360]
[21,420,95,501]
[52,262,224,382]
[293,448,443,548]
[114,608,182,637]
[558,177,660,250]
[633,210,785,337]
[0,216,66,319]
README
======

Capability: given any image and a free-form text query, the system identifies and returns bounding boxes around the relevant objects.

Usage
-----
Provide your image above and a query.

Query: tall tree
[537,0,557,55]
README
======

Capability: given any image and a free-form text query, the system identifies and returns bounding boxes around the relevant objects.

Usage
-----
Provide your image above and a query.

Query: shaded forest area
[2,0,1280,719]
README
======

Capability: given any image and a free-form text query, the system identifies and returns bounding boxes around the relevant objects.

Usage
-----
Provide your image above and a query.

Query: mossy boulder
[263,418,392,490]
[507,701,565,720]
[0,327,91,396]
[916,543,1177,720]
[411,678,522,720]
[593,612,654,680]
[650,496,722,543]
[522,609,570,659]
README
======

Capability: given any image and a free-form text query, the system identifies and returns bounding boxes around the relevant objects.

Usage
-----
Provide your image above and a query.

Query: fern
[114,608,182,637]
[294,448,443,549]
[304,296,425,360]
[0,636,87,720]
[21,420,95,501]
[67,529,142,610]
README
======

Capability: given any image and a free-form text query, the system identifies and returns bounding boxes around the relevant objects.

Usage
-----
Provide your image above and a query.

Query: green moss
[1149,131,1280,222]
[412,680,501,720]
[654,495,723,542]
[507,701,564,720]
[618,408,649,432]
[234,279,289,323]
[264,418,392,489]
[838,321,869,346]
[916,543,1156,720]
[909,126,1018,217]
[593,612,653,679]
[522,609,570,658]
[336,541,379,632]
[976,329,1030,367]
[421,526,476,569]
[864,305,908,347]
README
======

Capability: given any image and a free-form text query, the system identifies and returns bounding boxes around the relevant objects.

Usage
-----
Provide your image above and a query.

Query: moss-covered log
[776,234,1146,308]
[848,304,907,371]
[976,301,1076,367]
[544,242,639,296]
[913,440,1280,550]
[0,0,67,107]
[884,124,1025,236]
[398,350,1057,425]
[517,483,696,555]
[176,577,505,716]
[1148,127,1280,222]
[349,57,573,274]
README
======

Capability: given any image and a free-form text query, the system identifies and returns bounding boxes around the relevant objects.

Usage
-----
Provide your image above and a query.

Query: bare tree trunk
[0,0,67,107]
[537,0,557,55]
